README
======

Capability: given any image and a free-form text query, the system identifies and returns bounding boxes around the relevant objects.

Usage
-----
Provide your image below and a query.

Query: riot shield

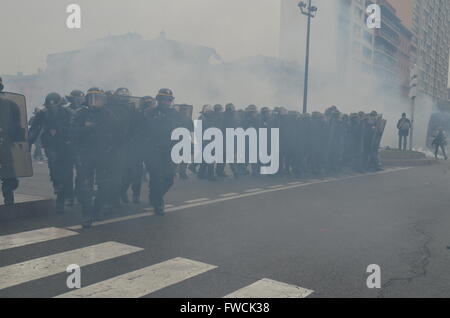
[0,92,33,178]
[108,95,142,110]
[177,104,193,120]
[375,119,387,149]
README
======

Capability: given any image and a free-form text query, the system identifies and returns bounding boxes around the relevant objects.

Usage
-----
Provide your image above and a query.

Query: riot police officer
[211,104,227,178]
[72,88,119,228]
[197,104,216,181]
[142,88,182,215]
[174,104,194,179]
[0,77,24,206]
[29,93,73,213]
[122,95,157,203]
[243,105,260,177]
[107,87,136,206]
[65,90,86,205]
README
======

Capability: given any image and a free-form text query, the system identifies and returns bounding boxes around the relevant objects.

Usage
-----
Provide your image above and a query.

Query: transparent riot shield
[0,92,33,178]
[178,104,193,120]
[108,95,142,110]
[127,96,142,110]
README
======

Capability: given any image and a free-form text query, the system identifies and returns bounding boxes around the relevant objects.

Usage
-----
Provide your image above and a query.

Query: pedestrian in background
[397,113,411,151]
[432,127,448,160]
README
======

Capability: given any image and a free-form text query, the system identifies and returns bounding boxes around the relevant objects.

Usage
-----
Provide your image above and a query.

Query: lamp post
[298,0,318,114]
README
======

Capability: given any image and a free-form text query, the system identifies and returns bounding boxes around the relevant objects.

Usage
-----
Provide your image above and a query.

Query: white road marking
[0,227,78,251]
[0,242,142,290]
[287,182,303,185]
[224,278,314,298]
[185,198,210,204]
[219,193,239,197]
[245,188,263,193]
[66,212,154,231]
[56,257,217,298]
[268,184,285,189]
[65,167,411,230]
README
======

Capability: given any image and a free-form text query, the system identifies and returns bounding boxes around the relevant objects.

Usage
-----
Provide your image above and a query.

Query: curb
[382,159,438,167]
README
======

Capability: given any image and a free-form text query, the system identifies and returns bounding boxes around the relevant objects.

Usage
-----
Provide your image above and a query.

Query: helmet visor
[87,94,106,107]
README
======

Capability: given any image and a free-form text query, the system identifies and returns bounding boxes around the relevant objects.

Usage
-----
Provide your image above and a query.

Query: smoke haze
[0,0,442,148]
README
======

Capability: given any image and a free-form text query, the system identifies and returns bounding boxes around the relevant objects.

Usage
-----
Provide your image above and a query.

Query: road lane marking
[245,188,263,193]
[66,212,154,231]
[219,193,239,197]
[185,198,210,204]
[287,182,303,185]
[268,184,284,188]
[56,257,217,298]
[224,278,313,298]
[0,242,142,290]
[66,167,411,230]
[0,227,78,251]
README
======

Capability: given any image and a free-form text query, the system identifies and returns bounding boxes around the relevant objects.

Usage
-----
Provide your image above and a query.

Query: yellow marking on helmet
[87,90,104,95]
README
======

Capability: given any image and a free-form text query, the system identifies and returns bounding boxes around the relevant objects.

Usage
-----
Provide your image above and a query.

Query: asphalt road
[1,161,450,298]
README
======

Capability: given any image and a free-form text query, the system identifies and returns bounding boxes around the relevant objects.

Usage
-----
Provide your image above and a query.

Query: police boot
[3,191,14,207]
[81,207,93,229]
[188,164,197,175]
[154,200,165,216]
[82,217,93,229]
[56,195,65,214]
[179,171,189,179]
[66,197,75,206]
[132,193,140,204]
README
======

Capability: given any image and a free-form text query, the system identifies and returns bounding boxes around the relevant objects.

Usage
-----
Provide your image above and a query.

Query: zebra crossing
[0,226,314,298]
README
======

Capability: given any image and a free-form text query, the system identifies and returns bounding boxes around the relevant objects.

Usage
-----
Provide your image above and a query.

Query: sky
[0,0,281,75]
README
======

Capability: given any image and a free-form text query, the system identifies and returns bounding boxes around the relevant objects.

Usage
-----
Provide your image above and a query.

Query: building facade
[390,0,450,102]
[279,0,413,97]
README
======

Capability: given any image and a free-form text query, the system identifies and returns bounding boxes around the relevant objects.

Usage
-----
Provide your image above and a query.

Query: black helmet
[225,103,235,112]
[156,88,174,107]
[44,93,64,107]
[156,88,174,100]
[69,90,85,98]
[246,104,258,113]
[141,96,156,108]
[87,87,103,94]
[115,87,131,96]
[86,87,106,107]
[66,90,85,105]
[213,104,224,112]
[0,77,3,92]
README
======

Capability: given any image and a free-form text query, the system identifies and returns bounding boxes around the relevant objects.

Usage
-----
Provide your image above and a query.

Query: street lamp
[298,0,318,114]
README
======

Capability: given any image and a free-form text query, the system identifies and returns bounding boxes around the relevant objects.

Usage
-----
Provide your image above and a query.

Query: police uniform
[72,88,119,228]
[142,89,182,215]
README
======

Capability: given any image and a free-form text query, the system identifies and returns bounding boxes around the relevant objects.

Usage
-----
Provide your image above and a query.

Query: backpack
[400,119,410,131]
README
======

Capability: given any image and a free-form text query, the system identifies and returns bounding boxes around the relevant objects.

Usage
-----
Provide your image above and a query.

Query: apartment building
[390,0,450,102]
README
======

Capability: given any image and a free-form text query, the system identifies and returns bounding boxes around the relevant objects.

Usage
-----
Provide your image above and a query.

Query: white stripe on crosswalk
[0,227,78,251]
[224,278,313,298]
[0,242,142,290]
[57,257,217,298]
